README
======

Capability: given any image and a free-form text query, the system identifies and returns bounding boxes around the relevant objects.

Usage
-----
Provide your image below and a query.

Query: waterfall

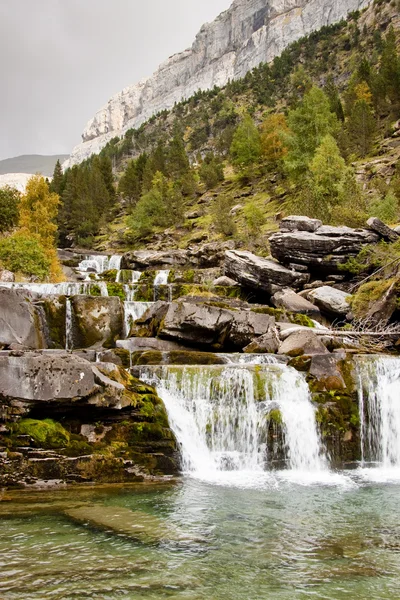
[153,270,171,301]
[357,356,400,469]
[65,298,73,350]
[77,254,122,274]
[0,281,109,296]
[123,301,153,337]
[141,363,327,480]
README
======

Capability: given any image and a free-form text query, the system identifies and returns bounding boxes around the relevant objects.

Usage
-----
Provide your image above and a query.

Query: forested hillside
[53,0,400,254]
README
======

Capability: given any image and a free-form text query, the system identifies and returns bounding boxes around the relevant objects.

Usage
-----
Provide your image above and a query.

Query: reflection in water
[0,478,399,599]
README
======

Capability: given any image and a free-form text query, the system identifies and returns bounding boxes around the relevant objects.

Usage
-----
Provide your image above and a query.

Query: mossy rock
[106,282,126,300]
[130,350,226,366]
[102,269,118,282]
[12,419,70,449]
[251,306,314,327]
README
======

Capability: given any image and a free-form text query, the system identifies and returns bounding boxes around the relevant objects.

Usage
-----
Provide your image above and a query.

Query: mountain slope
[0,155,68,177]
[66,0,372,167]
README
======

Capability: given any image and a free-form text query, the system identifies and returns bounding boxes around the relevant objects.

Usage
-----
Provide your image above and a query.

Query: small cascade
[142,363,327,479]
[122,271,143,300]
[77,254,122,275]
[357,356,400,469]
[153,270,170,301]
[65,298,73,350]
[0,281,109,297]
[123,301,153,337]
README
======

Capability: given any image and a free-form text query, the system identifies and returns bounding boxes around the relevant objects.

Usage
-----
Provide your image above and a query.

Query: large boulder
[269,226,379,274]
[243,330,280,354]
[121,249,188,270]
[308,286,351,318]
[0,287,46,349]
[278,330,329,357]
[135,301,274,350]
[367,217,399,243]
[279,215,322,232]
[272,288,321,320]
[224,250,309,294]
[71,296,124,348]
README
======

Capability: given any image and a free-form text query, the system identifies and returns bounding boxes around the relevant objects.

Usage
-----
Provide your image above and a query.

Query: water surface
[1,475,399,599]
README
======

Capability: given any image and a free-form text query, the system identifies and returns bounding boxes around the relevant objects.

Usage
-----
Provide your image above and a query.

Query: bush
[0,233,51,279]
[369,192,399,224]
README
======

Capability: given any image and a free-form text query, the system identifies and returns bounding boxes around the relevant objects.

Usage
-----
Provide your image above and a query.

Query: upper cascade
[66,0,372,168]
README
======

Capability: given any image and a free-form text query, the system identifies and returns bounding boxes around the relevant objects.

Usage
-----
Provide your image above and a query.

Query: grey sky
[0,0,231,161]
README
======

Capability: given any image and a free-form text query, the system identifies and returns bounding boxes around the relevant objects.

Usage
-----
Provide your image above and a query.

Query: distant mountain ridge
[0,155,68,177]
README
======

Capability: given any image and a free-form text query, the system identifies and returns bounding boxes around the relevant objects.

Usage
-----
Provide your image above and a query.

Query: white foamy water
[123,301,153,337]
[153,270,172,301]
[0,281,109,296]
[142,363,330,486]
[357,356,400,479]
[77,254,122,274]
[65,298,73,350]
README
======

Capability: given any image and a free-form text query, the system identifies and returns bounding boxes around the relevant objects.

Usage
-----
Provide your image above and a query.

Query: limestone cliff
[66,0,372,167]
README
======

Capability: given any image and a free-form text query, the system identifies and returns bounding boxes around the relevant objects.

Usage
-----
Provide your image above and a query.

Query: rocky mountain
[66,0,372,167]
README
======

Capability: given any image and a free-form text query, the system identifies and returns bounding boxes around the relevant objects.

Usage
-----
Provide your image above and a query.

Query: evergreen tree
[99,155,116,201]
[168,123,190,178]
[347,83,376,157]
[230,114,262,170]
[324,75,345,121]
[380,26,400,107]
[49,159,64,196]
[199,153,224,189]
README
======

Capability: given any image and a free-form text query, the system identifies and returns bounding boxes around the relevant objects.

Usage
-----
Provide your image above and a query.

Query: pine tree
[347,83,376,157]
[50,159,64,196]
[324,76,345,122]
[168,123,190,178]
[380,26,400,106]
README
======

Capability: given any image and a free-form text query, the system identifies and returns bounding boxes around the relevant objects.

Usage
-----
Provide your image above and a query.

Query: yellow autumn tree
[260,113,289,166]
[19,174,63,281]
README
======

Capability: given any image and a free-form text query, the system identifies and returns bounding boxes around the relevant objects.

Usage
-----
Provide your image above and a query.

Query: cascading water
[141,363,327,482]
[123,301,153,337]
[153,270,171,301]
[0,281,109,296]
[357,356,400,471]
[65,298,73,350]
[77,254,122,275]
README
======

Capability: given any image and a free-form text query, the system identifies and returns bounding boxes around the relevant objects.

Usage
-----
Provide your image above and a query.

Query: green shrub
[0,233,51,279]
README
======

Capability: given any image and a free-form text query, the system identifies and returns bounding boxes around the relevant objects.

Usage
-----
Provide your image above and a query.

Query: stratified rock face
[66,0,371,166]
[269,226,379,273]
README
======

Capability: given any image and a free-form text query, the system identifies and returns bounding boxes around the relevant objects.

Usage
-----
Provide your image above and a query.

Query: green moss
[112,347,131,368]
[350,278,399,318]
[89,284,102,297]
[61,440,93,457]
[102,269,118,282]
[267,409,283,425]
[130,350,163,366]
[106,282,126,300]
[251,306,314,327]
[12,419,70,449]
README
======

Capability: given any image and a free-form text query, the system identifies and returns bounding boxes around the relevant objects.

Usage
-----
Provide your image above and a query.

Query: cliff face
[66,0,372,167]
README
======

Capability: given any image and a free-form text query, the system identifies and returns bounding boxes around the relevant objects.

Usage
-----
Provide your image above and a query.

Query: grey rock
[0,270,15,283]
[71,296,124,349]
[188,241,235,268]
[117,337,189,352]
[224,250,309,294]
[0,353,97,402]
[308,354,346,391]
[308,286,351,317]
[367,217,399,242]
[278,330,329,357]
[272,289,321,319]
[0,288,45,349]
[121,249,188,270]
[243,330,280,354]
[269,226,379,274]
[213,276,238,287]
[279,215,322,232]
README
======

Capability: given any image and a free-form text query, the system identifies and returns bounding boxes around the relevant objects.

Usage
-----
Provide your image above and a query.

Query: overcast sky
[0,0,231,161]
